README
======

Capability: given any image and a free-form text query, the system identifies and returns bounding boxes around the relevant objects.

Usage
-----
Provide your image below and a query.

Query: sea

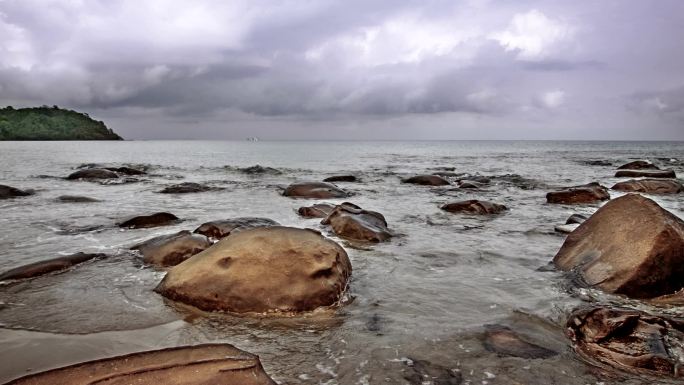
[0,140,683,384]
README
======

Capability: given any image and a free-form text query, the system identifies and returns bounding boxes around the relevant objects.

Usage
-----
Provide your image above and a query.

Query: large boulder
[566,307,684,378]
[118,212,179,229]
[66,168,119,180]
[321,204,391,242]
[283,181,349,199]
[5,344,276,385]
[553,194,684,299]
[193,217,279,240]
[611,179,683,194]
[0,185,34,199]
[155,226,351,314]
[616,160,659,170]
[0,253,106,281]
[615,169,676,178]
[546,182,610,204]
[131,231,212,267]
[158,182,218,194]
[402,175,450,186]
[441,200,507,215]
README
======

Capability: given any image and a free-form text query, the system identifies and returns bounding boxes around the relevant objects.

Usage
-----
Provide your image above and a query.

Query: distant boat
[246,137,259,142]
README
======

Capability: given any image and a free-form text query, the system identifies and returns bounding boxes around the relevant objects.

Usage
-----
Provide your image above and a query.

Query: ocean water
[0,140,683,384]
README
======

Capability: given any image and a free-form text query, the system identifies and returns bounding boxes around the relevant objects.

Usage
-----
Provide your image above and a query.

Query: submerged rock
[402,358,463,385]
[0,185,34,199]
[66,168,119,180]
[104,166,146,175]
[156,226,352,314]
[566,307,684,378]
[238,164,282,175]
[6,344,276,385]
[553,194,684,299]
[565,213,588,225]
[402,175,450,186]
[193,217,279,240]
[611,179,683,194]
[0,253,106,281]
[283,181,349,199]
[131,230,212,267]
[615,169,676,178]
[457,180,486,189]
[546,182,610,204]
[321,204,392,242]
[441,200,507,215]
[118,212,179,229]
[158,182,219,194]
[483,324,557,359]
[616,160,659,170]
[323,175,357,182]
[55,195,100,203]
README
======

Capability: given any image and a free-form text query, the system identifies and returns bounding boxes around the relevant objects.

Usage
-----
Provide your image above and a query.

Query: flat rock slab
[546,182,610,204]
[5,344,276,385]
[56,195,100,203]
[323,175,357,182]
[566,307,684,378]
[483,324,557,359]
[615,169,676,178]
[193,217,279,240]
[611,178,683,194]
[402,175,450,186]
[118,212,180,229]
[131,230,212,267]
[283,181,349,199]
[441,200,508,215]
[158,182,220,194]
[0,253,106,281]
[554,224,579,234]
[0,185,34,199]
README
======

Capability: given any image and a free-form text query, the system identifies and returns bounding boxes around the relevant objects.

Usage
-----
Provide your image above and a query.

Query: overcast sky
[1,0,683,140]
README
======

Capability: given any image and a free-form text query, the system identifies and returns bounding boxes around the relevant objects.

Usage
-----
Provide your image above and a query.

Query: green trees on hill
[0,106,123,140]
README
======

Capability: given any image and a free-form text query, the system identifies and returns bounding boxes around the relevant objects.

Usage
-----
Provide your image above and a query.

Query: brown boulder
[615,169,676,178]
[283,181,349,199]
[553,194,684,299]
[0,253,106,281]
[67,168,119,180]
[611,178,683,194]
[321,204,391,242]
[5,344,276,385]
[131,231,212,267]
[155,226,351,314]
[566,307,684,378]
[546,182,610,204]
[0,185,34,199]
[193,217,279,240]
[402,175,450,186]
[441,200,507,215]
[616,160,659,170]
[118,212,179,229]
[298,203,337,218]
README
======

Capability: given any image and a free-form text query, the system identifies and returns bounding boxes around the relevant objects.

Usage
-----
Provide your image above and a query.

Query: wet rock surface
[565,213,588,225]
[441,200,508,215]
[118,212,180,229]
[158,182,220,194]
[66,168,119,180]
[297,203,338,218]
[553,194,684,299]
[193,217,279,240]
[156,226,352,313]
[617,160,660,170]
[283,181,349,199]
[566,307,684,378]
[321,203,392,242]
[483,324,557,359]
[402,358,463,385]
[238,165,282,175]
[5,344,276,385]
[546,182,610,204]
[55,195,100,203]
[323,175,357,182]
[457,180,486,189]
[0,185,34,199]
[131,230,212,267]
[104,166,146,176]
[611,179,683,194]
[555,223,579,234]
[403,175,450,186]
[615,169,676,178]
[0,253,106,281]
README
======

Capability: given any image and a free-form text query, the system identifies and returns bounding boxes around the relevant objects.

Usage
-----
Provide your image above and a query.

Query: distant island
[0,106,122,140]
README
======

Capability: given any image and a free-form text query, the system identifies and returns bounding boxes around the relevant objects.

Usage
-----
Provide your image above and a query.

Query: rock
[402,175,450,186]
[239,165,282,175]
[131,230,212,267]
[56,195,100,203]
[118,212,179,229]
[5,344,276,385]
[616,160,659,170]
[615,169,676,178]
[66,168,119,180]
[298,203,337,218]
[565,214,588,225]
[554,224,579,234]
[104,166,146,175]
[441,200,508,215]
[158,182,219,194]
[403,358,462,385]
[566,307,684,378]
[611,179,683,194]
[546,182,610,204]
[483,324,557,359]
[553,194,684,299]
[193,217,279,240]
[155,226,352,313]
[581,160,613,167]
[0,253,106,281]
[457,180,485,189]
[321,204,392,242]
[0,185,34,199]
[283,181,349,199]
[323,175,357,182]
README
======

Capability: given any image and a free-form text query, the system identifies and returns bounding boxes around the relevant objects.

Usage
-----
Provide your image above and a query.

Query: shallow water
[0,140,683,384]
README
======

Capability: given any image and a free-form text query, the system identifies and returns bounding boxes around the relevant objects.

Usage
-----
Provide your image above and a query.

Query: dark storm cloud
[0,0,683,139]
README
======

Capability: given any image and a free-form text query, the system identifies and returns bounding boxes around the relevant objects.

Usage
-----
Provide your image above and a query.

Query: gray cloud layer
[1,0,683,140]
